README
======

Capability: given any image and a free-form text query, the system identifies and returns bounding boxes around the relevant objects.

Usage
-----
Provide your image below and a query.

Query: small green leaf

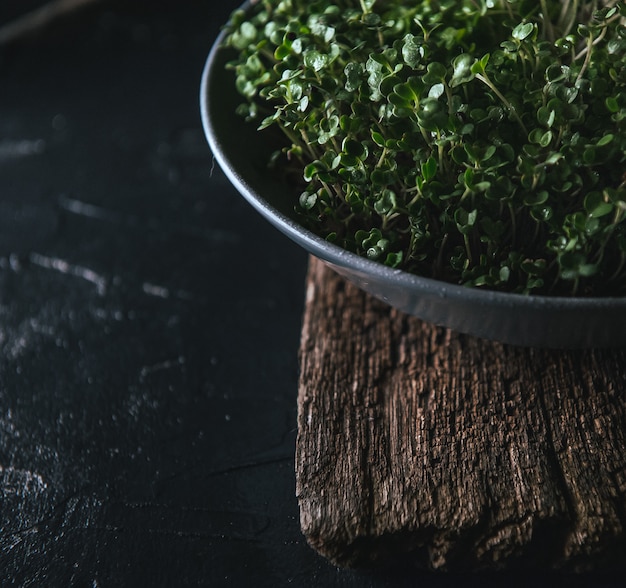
[401,34,424,68]
[543,152,563,165]
[451,145,468,165]
[500,40,517,52]
[371,130,385,146]
[605,96,620,113]
[342,138,366,158]
[421,156,438,182]
[393,82,415,101]
[423,62,447,84]
[274,44,291,60]
[303,160,325,182]
[450,53,475,87]
[529,128,552,147]
[304,50,328,72]
[584,192,614,218]
[463,167,475,187]
[545,64,568,83]
[299,191,317,210]
[539,130,553,147]
[596,134,614,147]
[344,62,363,92]
[384,251,403,268]
[374,189,397,214]
[362,12,381,26]
[531,206,553,222]
[428,83,445,98]
[454,208,477,234]
[537,106,556,128]
[582,147,597,165]
[524,191,549,206]
[512,22,534,41]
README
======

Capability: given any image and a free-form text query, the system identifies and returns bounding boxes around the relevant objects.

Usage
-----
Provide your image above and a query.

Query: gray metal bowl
[200,21,626,349]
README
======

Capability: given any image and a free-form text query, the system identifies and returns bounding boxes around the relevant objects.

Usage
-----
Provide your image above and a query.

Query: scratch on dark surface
[29,252,107,295]
[2,318,48,359]
[39,497,273,543]
[0,139,45,160]
[153,454,294,494]
[142,282,193,301]
[142,282,170,299]
[8,253,23,272]
[58,195,128,224]
[139,356,186,382]
[203,454,294,478]
[0,464,48,495]
[0,303,71,359]
[58,195,240,245]
[100,501,271,541]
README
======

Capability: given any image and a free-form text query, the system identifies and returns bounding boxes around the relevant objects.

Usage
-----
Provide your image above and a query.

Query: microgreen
[224,0,626,296]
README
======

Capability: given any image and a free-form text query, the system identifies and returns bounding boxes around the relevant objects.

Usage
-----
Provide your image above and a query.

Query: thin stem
[575,32,594,84]
[436,233,449,276]
[475,72,529,136]
[298,128,323,161]
[557,0,570,31]
[437,133,445,171]
[508,202,517,248]
[444,81,455,117]
[574,21,609,58]
[376,146,388,168]
[464,233,473,265]
[540,0,555,42]
[562,0,580,37]
[500,0,514,20]
[419,126,432,147]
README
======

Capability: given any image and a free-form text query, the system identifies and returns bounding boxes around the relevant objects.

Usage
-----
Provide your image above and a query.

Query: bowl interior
[200,22,626,349]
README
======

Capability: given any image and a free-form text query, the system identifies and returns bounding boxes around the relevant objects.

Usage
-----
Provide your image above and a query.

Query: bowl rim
[200,6,626,316]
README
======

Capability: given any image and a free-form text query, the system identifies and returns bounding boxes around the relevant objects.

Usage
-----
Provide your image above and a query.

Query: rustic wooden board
[296,256,626,571]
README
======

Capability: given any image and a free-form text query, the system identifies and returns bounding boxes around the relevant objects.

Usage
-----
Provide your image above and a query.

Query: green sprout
[224,0,626,296]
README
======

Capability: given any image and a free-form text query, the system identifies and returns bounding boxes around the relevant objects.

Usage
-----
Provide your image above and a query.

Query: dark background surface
[0,1,623,586]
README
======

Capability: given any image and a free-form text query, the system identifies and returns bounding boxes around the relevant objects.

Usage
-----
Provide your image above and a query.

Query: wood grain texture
[296,256,626,571]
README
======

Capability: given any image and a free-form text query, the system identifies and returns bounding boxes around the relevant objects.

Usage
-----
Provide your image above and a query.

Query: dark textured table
[0,1,623,587]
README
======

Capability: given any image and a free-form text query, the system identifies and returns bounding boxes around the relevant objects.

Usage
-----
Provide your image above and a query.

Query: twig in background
[0,0,103,46]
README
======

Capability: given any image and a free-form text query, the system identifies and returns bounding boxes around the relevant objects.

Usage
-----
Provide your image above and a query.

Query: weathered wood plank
[296,256,626,571]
